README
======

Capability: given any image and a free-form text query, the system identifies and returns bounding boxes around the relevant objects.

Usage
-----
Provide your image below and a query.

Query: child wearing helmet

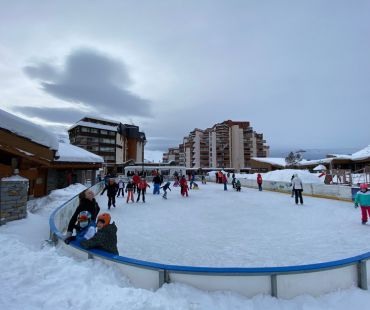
[355,183,370,224]
[64,211,96,244]
[80,213,119,255]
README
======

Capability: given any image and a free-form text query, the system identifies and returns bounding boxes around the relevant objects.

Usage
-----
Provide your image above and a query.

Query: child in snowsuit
[65,211,96,245]
[116,178,125,197]
[355,183,370,224]
[80,213,119,255]
[161,181,171,199]
[235,179,241,192]
[137,178,150,202]
[125,179,135,203]
[180,176,189,197]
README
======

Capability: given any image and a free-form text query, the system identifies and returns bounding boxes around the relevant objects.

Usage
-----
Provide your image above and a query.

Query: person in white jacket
[291,174,303,204]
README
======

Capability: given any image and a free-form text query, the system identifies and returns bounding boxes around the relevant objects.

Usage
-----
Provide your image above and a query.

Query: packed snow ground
[2,183,370,309]
[98,182,365,267]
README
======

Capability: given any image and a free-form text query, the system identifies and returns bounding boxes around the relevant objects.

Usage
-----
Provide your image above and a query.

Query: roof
[250,157,286,167]
[55,142,104,163]
[69,121,118,132]
[351,145,370,161]
[0,108,59,150]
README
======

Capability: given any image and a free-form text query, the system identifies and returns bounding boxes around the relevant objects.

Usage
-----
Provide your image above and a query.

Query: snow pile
[0,108,59,150]
[56,142,104,163]
[351,145,370,161]
[251,157,286,167]
[27,183,86,214]
[2,183,370,308]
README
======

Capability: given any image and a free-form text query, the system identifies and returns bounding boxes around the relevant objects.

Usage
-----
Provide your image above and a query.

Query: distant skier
[291,174,304,205]
[161,181,171,199]
[354,183,370,224]
[257,174,263,191]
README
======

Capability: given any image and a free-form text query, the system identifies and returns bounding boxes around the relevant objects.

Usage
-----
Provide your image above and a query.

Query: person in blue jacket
[64,211,96,244]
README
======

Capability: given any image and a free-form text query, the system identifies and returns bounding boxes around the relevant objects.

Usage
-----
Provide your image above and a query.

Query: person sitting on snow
[65,211,96,244]
[80,213,119,255]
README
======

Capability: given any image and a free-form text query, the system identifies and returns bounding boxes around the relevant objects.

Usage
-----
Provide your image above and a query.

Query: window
[81,127,90,133]
[91,128,98,133]
[100,130,108,135]
[109,131,116,136]
[100,146,115,152]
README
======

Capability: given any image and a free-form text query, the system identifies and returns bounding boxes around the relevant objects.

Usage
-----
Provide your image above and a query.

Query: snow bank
[0,108,59,150]
[1,175,28,182]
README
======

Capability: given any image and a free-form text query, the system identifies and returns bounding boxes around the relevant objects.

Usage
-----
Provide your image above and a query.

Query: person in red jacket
[137,177,150,203]
[257,173,263,191]
[222,173,228,191]
[132,173,140,193]
[180,175,189,197]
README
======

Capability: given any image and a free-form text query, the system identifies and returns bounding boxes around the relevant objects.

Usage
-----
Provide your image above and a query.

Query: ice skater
[116,178,125,197]
[161,181,171,199]
[125,179,135,203]
[257,174,263,191]
[291,173,304,205]
[137,177,150,203]
[235,179,241,192]
[180,175,189,197]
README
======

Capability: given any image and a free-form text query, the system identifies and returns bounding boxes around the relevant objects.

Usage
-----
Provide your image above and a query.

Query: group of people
[65,189,119,255]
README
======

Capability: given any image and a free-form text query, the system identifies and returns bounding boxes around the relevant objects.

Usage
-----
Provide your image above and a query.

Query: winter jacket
[138,180,150,190]
[107,183,118,197]
[291,177,303,190]
[257,175,263,185]
[132,175,140,185]
[67,198,100,233]
[118,180,125,189]
[180,178,187,187]
[355,190,370,207]
[153,175,161,185]
[222,175,227,184]
[75,221,96,243]
[126,181,134,191]
[80,222,119,255]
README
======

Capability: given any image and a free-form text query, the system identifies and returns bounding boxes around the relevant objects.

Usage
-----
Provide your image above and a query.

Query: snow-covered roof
[0,109,59,150]
[313,164,327,171]
[251,157,286,167]
[69,121,118,132]
[351,145,370,160]
[55,142,104,163]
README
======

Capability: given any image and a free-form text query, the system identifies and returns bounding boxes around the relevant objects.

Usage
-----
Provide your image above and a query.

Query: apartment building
[69,117,146,168]
[163,120,269,171]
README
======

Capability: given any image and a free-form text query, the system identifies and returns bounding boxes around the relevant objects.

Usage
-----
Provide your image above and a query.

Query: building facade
[163,120,269,171]
[69,117,146,169]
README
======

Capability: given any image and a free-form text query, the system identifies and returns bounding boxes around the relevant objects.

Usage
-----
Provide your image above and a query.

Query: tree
[285,150,305,165]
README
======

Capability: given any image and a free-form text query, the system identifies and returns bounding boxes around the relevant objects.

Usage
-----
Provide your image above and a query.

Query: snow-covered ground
[98,182,364,267]
[1,183,370,309]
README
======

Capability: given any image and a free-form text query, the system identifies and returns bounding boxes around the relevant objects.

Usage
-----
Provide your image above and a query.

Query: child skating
[161,181,171,199]
[355,183,370,224]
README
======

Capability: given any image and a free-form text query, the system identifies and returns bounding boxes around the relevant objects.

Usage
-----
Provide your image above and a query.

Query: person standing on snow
[66,189,100,239]
[222,173,228,191]
[106,178,118,210]
[137,177,150,203]
[291,174,304,205]
[180,175,189,197]
[125,179,135,203]
[355,183,370,224]
[132,172,140,194]
[257,174,263,191]
[153,174,161,195]
[116,178,125,198]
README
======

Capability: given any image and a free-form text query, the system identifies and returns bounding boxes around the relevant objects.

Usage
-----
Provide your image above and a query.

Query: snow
[351,145,370,161]
[69,120,118,132]
[313,164,327,171]
[56,142,104,163]
[1,175,28,182]
[2,182,370,309]
[0,108,59,150]
[251,157,286,167]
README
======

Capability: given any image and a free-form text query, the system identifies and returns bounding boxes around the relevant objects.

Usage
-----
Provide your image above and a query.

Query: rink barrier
[207,175,353,201]
[50,182,370,299]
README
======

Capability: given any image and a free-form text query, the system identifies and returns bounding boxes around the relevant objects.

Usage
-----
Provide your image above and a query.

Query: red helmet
[97,213,111,227]
[360,183,368,190]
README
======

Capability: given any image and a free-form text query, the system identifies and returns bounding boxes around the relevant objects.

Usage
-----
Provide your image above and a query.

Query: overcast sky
[1,0,369,160]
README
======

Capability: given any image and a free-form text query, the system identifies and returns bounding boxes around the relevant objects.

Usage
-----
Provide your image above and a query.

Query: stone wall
[0,176,29,224]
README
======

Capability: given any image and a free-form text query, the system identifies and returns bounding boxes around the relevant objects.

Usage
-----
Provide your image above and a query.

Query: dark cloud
[19,106,86,123]
[23,48,151,118]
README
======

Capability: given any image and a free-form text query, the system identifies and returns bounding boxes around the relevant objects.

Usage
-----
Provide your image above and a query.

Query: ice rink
[96,182,365,267]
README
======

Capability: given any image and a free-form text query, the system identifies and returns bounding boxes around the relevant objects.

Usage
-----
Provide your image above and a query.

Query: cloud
[23,48,152,119]
[19,106,86,123]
